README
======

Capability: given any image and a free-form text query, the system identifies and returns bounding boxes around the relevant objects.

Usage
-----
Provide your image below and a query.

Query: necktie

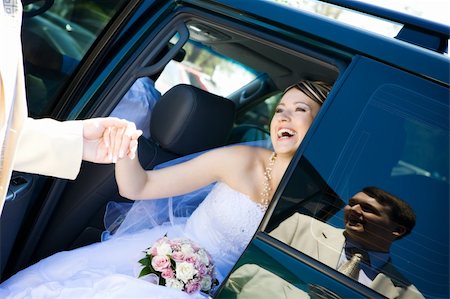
[338,252,363,279]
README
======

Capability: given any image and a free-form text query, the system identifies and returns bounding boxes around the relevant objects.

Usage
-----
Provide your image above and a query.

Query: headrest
[150,84,235,155]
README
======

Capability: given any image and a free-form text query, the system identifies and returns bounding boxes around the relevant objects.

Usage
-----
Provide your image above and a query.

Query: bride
[0,80,331,298]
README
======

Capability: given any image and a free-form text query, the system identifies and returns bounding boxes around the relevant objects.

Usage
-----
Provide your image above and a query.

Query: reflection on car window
[266,82,449,299]
[218,237,366,299]
[22,0,127,117]
[269,184,423,298]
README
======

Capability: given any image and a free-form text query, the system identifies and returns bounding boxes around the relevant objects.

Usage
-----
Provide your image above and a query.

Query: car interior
[4,13,344,279]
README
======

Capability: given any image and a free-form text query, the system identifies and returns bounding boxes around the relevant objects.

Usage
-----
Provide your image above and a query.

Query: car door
[216,55,449,299]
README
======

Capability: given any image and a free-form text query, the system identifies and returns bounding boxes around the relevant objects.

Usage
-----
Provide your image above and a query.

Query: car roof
[188,0,450,85]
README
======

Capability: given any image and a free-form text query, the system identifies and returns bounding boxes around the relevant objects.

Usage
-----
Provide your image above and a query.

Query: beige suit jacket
[0,1,83,214]
[268,213,424,299]
[226,263,310,299]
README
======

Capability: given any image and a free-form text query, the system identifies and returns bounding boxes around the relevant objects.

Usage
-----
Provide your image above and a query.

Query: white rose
[165,278,184,290]
[197,249,209,266]
[180,244,194,256]
[156,242,172,256]
[176,261,197,283]
[200,275,212,291]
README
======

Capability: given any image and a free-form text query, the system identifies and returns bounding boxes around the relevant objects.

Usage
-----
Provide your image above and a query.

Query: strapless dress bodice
[184,182,265,277]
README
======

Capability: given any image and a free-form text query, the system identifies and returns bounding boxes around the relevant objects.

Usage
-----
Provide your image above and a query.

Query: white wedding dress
[0,183,265,299]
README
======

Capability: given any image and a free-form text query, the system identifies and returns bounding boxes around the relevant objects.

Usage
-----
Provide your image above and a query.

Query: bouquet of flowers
[138,235,219,295]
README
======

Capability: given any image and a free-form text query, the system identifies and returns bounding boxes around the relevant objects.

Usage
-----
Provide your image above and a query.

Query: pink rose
[184,256,197,264]
[171,251,185,262]
[196,263,207,276]
[170,242,179,250]
[185,280,201,294]
[161,268,175,279]
[151,255,171,272]
[148,246,158,256]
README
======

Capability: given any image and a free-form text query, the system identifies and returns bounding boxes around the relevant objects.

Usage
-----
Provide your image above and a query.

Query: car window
[22,0,127,117]
[111,36,264,144]
[218,238,372,299]
[235,93,281,131]
[263,57,449,299]
[155,40,260,97]
[152,38,267,144]
[226,93,280,144]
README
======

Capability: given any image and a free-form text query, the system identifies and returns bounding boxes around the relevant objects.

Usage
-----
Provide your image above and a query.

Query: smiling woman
[270,82,330,158]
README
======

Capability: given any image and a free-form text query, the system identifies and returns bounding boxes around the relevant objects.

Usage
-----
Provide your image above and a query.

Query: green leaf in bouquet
[138,266,152,278]
[138,257,150,266]
[159,276,166,286]
[170,258,176,269]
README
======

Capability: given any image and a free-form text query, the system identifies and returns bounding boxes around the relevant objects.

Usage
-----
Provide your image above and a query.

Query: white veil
[102,139,272,241]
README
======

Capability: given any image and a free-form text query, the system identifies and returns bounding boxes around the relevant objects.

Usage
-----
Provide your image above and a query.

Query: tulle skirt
[0,222,207,299]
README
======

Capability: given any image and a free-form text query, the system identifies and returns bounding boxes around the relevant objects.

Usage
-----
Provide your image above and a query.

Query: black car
[2,0,449,298]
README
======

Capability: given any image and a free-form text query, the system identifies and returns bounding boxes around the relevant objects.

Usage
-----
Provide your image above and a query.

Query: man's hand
[82,118,142,164]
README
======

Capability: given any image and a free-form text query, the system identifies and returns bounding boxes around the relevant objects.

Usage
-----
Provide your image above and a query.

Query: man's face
[343,192,404,252]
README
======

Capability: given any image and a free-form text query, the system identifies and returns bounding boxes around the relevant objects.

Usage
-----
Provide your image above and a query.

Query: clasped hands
[82,117,143,164]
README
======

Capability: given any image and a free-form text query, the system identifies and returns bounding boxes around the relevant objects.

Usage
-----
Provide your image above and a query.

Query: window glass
[156,40,259,97]
[235,93,281,131]
[218,238,371,299]
[22,0,127,117]
[266,60,449,298]
[109,35,262,144]
[226,93,281,144]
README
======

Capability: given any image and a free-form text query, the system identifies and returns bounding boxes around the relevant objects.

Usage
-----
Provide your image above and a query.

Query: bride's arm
[115,145,251,200]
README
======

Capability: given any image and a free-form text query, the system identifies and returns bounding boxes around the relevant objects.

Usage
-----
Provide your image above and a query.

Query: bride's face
[270,88,321,157]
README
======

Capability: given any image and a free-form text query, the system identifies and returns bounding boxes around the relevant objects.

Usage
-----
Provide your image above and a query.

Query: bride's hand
[103,123,142,162]
[82,118,142,163]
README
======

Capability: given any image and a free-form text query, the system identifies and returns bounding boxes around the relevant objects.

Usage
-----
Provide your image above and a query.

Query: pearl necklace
[259,152,277,210]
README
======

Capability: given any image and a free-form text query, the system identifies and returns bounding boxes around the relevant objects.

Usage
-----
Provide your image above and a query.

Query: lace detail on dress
[184,182,265,277]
